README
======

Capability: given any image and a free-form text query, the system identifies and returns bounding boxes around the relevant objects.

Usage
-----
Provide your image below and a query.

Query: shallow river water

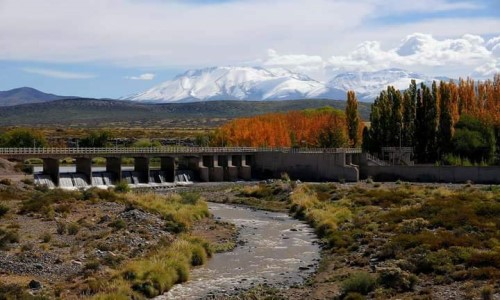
[159,203,321,299]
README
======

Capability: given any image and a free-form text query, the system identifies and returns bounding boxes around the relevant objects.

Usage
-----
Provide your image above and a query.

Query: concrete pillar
[352,153,361,165]
[346,154,352,165]
[198,156,209,182]
[43,158,60,187]
[75,157,92,184]
[209,155,224,182]
[225,155,238,181]
[134,157,150,183]
[238,155,252,180]
[160,157,177,182]
[335,153,346,166]
[106,157,122,183]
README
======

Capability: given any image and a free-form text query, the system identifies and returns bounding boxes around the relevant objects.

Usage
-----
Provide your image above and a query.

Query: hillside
[0,87,77,106]
[0,98,371,127]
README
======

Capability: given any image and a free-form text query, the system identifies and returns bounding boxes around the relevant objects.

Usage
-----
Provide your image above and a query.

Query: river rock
[28,280,42,290]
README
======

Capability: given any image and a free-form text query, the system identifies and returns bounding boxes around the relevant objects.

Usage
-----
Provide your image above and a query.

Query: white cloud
[326,33,499,77]
[0,0,497,71]
[22,68,96,79]
[259,33,500,79]
[126,73,155,80]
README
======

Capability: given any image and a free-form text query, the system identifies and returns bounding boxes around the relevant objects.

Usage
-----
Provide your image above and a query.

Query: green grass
[92,236,211,298]
[289,183,500,286]
[123,192,209,233]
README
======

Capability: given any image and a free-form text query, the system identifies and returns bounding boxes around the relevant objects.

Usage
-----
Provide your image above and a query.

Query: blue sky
[0,0,499,98]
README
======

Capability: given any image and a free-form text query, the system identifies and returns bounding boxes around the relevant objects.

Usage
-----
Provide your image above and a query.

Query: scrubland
[0,183,234,299]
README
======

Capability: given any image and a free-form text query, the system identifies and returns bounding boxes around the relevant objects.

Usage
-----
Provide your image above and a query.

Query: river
[160,203,320,299]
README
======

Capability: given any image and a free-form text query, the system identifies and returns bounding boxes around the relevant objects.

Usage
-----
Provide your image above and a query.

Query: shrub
[377,267,417,292]
[0,229,19,250]
[0,204,9,218]
[397,218,429,234]
[342,272,377,295]
[467,250,500,268]
[114,181,130,193]
[21,242,34,252]
[85,259,101,271]
[21,178,34,185]
[481,285,493,300]
[41,232,52,243]
[281,172,291,182]
[67,223,80,235]
[344,293,366,300]
[0,178,12,186]
[56,222,67,235]
[109,219,127,230]
[120,237,210,297]
[180,192,200,205]
[239,184,274,199]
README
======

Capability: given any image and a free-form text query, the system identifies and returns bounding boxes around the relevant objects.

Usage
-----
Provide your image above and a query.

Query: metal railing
[366,153,389,166]
[0,147,362,156]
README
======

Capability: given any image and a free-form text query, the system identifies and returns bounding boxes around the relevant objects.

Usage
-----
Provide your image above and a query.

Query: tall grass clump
[342,272,377,295]
[117,236,211,297]
[289,185,353,248]
[124,193,209,233]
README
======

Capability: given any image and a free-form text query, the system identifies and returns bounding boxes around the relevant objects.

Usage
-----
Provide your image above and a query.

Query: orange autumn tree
[211,107,350,148]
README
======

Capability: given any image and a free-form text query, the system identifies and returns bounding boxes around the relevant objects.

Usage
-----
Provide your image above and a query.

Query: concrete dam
[0,147,361,188]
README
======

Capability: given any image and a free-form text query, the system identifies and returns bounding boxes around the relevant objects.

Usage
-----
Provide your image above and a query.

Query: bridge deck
[0,147,362,158]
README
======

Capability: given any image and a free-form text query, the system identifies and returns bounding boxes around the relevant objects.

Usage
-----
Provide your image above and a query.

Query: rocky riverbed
[161,203,321,299]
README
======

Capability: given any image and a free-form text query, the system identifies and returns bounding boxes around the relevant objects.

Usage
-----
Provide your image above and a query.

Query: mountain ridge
[125,67,447,103]
[124,66,346,103]
[0,87,78,106]
[0,98,371,126]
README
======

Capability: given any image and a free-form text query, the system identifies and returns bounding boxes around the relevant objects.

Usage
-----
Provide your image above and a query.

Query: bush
[41,232,52,243]
[85,259,101,271]
[397,218,429,234]
[67,223,80,235]
[342,272,377,295]
[109,219,127,230]
[0,204,9,218]
[56,222,67,235]
[114,181,130,193]
[377,267,417,292]
[0,179,12,186]
[0,229,19,250]
[180,192,200,205]
[452,115,496,164]
[481,285,493,300]
[21,178,34,185]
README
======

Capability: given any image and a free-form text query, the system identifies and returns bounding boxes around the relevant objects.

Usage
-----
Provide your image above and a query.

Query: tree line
[363,75,500,164]
[209,105,362,148]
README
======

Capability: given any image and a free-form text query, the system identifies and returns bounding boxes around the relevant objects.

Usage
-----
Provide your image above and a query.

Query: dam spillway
[1,147,362,187]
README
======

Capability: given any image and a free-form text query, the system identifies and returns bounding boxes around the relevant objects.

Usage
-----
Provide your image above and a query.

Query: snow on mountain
[327,68,447,102]
[124,67,447,103]
[124,66,345,103]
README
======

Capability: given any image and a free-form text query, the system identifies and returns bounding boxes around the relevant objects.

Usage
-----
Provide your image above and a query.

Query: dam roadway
[0,147,362,186]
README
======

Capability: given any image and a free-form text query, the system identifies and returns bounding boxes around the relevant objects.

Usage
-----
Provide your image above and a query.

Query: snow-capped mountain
[327,68,448,101]
[124,66,345,102]
[124,67,447,103]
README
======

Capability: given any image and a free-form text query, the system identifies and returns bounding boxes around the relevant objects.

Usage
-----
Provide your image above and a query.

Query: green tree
[389,86,403,147]
[318,127,348,148]
[452,115,496,163]
[402,80,417,147]
[132,138,161,148]
[345,91,360,147]
[0,128,48,148]
[79,130,112,147]
[438,82,454,156]
[414,85,426,161]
